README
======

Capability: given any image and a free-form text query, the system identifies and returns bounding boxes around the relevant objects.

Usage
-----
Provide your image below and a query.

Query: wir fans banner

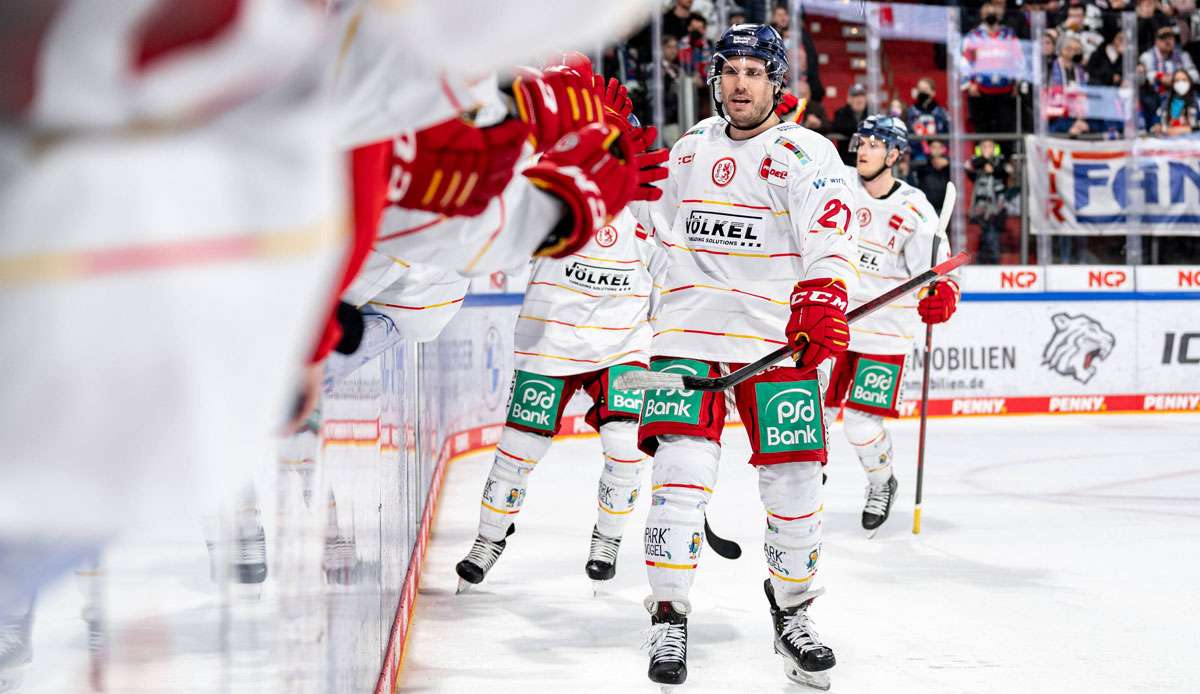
[1026,135,1200,237]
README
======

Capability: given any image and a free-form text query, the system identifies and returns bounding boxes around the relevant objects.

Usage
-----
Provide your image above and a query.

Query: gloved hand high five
[591,75,667,202]
[785,278,850,372]
[510,64,603,154]
[385,116,530,217]
[917,279,959,324]
[523,122,637,258]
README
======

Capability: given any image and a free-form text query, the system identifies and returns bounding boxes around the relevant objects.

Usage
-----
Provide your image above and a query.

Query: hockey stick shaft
[913,181,956,534]
[615,251,970,393]
[911,248,938,535]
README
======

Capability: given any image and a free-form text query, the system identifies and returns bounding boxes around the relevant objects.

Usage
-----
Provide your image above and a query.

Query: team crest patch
[775,137,812,166]
[711,157,737,186]
[857,207,872,229]
[595,225,618,247]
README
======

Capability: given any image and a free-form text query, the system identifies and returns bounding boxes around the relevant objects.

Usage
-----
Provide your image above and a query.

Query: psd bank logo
[1042,313,1116,384]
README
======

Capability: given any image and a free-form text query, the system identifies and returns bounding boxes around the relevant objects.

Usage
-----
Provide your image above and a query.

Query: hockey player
[637,24,859,689]
[454,81,667,590]
[827,115,958,535]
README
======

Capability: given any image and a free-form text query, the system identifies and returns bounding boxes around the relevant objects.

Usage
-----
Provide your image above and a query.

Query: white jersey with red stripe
[343,251,469,343]
[648,117,860,364]
[843,166,951,355]
[513,209,662,376]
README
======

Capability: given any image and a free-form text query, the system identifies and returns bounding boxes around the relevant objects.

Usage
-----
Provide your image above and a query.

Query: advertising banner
[1026,135,1200,237]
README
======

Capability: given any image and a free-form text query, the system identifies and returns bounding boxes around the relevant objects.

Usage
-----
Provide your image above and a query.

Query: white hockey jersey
[648,117,860,364]
[513,209,662,376]
[843,167,951,355]
[343,250,469,343]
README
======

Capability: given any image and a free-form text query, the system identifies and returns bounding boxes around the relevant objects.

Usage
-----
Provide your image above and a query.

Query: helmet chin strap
[719,84,783,133]
[860,161,890,182]
[860,151,897,182]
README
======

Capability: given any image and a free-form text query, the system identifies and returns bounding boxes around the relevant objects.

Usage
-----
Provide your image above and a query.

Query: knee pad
[596,420,646,536]
[478,426,552,540]
[758,462,824,607]
[599,419,645,483]
[843,409,893,481]
[644,435,719,602]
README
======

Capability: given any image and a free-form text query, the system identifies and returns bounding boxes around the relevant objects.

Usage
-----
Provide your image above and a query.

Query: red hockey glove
[585,76,668,201]
[633,147,668,201]
[774,90,800,119]
[511,65,603,154]
[523,122,637,258]
[785,278,850,372]
[917,278,959,324]
[387,117,530,217]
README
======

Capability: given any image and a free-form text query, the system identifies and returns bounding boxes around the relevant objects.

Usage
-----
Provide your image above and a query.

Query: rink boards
[325,265,1200,691]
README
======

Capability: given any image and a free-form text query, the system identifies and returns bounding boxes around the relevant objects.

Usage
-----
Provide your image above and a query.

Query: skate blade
[456,578,475,595]
[865,527,880,540]
[785,664,831,691]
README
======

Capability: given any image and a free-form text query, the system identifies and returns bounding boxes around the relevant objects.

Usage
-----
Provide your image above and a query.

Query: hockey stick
[703,516,741,559]
[913,182,957,535]
[614,251,971,393]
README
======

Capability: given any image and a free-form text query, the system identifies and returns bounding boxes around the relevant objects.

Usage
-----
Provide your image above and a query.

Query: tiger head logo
[1041,313,1116,384]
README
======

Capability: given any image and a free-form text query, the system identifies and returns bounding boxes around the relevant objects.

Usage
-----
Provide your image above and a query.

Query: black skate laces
[465,536,505,571]
[864,481,893,516]
[588,528,620,564]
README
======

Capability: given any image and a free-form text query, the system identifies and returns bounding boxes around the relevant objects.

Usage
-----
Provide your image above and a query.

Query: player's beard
[724,89,776,131]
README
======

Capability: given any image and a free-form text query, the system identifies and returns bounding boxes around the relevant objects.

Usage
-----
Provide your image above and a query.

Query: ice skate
[643,600,688,687]
[207,521,268,586]
[863,475,899,538]
[585,525,621,595]
[455,524,515,593]
[322,534,360,586]
[764,581,835,690]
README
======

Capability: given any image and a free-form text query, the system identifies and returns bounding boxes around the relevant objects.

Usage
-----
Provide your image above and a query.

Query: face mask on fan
[1176,81,1192,96]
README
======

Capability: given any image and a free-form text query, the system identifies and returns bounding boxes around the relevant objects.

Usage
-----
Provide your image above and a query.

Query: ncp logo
[711,157,737,186]
[1042,312,1116,384]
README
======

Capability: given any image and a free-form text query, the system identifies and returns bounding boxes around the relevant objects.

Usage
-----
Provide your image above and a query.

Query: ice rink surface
[403,414,1200,693]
